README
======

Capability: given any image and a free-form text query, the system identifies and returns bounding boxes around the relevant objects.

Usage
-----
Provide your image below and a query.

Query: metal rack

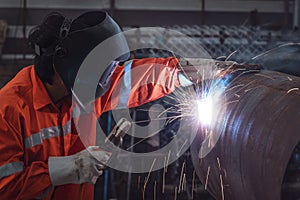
[125,25,300,62]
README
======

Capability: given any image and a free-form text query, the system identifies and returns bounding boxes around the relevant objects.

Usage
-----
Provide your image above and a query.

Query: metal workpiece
[191,70,300,200]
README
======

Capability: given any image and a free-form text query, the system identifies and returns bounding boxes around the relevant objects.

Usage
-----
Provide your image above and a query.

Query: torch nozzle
[105,118,132,146]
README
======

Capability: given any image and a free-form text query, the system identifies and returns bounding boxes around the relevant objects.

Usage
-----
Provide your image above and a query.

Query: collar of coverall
[31,66,70,110]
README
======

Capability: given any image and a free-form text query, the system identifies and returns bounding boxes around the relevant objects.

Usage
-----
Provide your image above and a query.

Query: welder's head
[28,11,130,101]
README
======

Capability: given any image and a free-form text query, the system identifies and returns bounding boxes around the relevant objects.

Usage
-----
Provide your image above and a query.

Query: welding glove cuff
[48,146,111,186]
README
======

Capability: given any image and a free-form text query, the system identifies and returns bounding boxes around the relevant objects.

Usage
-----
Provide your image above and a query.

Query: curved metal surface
[191,70,300,200]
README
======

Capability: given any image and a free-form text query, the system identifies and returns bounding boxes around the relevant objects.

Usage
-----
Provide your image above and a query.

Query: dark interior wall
[0,7,293,26]
[0,8,293,55]
[0,0,294,87]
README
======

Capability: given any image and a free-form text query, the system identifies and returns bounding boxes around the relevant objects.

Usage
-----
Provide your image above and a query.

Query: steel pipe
[191,70,300,200]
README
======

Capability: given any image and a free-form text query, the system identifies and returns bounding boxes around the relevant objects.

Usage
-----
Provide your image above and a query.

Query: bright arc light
[196,97,213,126]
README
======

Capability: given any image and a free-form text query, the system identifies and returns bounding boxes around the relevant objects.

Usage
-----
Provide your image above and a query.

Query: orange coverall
[0,57,179,199]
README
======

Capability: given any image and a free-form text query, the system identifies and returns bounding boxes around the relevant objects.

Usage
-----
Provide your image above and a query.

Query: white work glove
[48,146,111,186]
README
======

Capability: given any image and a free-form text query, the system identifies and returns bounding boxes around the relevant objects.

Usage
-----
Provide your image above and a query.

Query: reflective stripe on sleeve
[116,60,132,109]
[24,120,71,148]
[0,161,24,179]
[62,120,71,136]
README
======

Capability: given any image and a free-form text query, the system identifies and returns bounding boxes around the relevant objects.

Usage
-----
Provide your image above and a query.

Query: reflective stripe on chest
[24,120,71,149]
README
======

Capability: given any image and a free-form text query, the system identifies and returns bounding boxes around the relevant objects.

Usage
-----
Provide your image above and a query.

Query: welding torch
[105,117,132,147]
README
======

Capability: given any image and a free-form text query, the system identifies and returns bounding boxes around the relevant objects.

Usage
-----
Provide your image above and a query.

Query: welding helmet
[53,11,130,105]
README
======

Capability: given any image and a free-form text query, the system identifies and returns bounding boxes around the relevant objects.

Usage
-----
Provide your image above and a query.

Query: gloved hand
[48,146,111,186]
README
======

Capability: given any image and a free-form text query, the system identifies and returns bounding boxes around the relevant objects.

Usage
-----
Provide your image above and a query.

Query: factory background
[0,0,299,200]
[0,0,297,86]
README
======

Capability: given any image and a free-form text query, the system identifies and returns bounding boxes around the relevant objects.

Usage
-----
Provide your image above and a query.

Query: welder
[0,11,185,199]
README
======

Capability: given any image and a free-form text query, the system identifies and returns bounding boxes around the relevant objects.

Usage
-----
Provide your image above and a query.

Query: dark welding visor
[53,11,130,102]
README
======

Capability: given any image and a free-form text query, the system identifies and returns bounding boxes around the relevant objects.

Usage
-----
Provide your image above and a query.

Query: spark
[182,173,186,191]
[251,43,297,60]
[225,84,245,93]
[205,166,210,190]
[126,137,149,151]
[158,107,179,117]
[255,73,275,80]
[123,60,257,158]
[162,74,225,131]
[234,93,240,98]
[178,161,186,194]
[217,157,221,170]
[229,69,260,84]
[166,150,171,173]
[126,128,164,150]
[287,88,299,94]
[244,85,263,93]
[225,50,238,61]
[142,190,145,200]
[287,76,293,81]
[216,55,227,60]
[136,108,169,113]
[143,158,157,196]
[176,139,188,157]
[225,81,255,95]
[131,116,182,124]
[165,113,187,124]
[220,174,225,200]
[217,157,225,200]
[224,100,240,106]
[174,186,178,200]
[163,156,167,172]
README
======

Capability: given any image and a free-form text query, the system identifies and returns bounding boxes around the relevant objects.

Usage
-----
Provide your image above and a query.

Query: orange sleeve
[94,65,124,117]
[0,105,52,200]
[95,57,180,116]
[128,57,180,108]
